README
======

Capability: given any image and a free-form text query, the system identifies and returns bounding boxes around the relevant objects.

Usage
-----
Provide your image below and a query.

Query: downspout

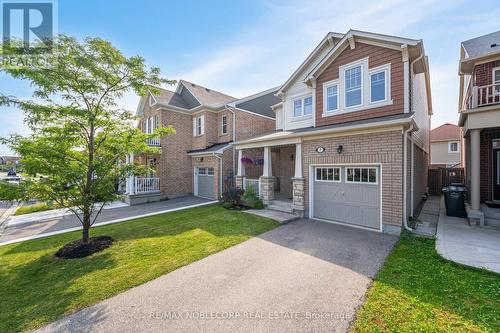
[411,136,415,216]
[403,124,414,231]
[214,153,223,199]
[225,106,237,177]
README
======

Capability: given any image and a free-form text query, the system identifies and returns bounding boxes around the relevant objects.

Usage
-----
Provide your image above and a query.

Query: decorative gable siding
[315,42,404,127]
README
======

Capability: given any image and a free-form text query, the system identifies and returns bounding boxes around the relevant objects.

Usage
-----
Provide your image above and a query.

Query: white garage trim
[308,163,383,232]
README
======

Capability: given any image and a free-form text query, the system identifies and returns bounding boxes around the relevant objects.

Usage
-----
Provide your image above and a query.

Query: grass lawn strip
[0,204,279,332]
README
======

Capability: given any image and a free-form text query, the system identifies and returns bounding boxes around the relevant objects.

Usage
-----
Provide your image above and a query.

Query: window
[448,141,459,153]
[370,71,386,102]
[198,168,206,175]
[325,83,339,112]
[316,167,341,182]
[346,167,377,184]
[345,65,362,107]
[207,168,214,176]
[293,99,302,117]
[193,115,205,137]
[221,115,228,135]
[494,68,500,84]
[292,95,313,118]
[196,117,202,136]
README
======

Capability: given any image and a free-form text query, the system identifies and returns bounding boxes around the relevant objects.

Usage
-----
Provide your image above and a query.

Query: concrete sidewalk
[0,196,215,245]
[436,197,500,273]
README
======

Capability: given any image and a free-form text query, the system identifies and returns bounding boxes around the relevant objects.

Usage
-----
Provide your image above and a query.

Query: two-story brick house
[125,80,277,204]
[459,30,500,227]
[234,30,432,234]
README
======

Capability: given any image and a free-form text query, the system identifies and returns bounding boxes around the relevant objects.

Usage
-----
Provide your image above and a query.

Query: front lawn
[0,205,278,332]
[14,202,61,215]
[351,235,500,333]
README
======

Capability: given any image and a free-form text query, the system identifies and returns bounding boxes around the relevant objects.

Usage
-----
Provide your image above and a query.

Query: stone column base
[292,177,305,216]
[259,176,275,204]
[235,176,244,190]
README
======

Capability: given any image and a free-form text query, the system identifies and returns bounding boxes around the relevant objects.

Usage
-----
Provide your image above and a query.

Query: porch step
[482,204,500,220]
[267,200,293,214]
[485,218,500,229]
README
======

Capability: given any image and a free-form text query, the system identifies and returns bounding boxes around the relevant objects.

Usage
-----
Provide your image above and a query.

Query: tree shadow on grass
[0,251,116,332]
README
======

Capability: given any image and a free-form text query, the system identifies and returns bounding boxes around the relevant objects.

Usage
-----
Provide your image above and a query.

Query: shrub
[220,182,244,209]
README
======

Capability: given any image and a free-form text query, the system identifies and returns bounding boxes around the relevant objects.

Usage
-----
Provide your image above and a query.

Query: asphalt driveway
[36,219,398,333]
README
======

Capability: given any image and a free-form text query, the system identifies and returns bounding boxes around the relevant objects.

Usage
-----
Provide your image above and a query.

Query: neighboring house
[458,30,500,227]
[234,30,432,234]
[125,80,277,204]
[0,156,20,165]
[430,123,462,168]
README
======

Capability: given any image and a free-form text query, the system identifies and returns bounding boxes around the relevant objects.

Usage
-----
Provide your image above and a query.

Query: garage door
[196,167,215,199]
[313,166,380,230]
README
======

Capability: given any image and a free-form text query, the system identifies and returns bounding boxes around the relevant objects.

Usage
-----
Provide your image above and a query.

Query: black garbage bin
[442,185,468,218]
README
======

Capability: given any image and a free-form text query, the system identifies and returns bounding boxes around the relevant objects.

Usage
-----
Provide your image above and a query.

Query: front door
[494,149,500,200]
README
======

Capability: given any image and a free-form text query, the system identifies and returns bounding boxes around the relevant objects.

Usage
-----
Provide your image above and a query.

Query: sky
[1,0,499,155]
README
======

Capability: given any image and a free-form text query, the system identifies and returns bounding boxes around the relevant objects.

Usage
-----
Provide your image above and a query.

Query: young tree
[0,36,175,244]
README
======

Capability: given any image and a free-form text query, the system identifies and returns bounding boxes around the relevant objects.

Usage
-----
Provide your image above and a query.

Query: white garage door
[196,167,215,199]
[312,166,381,230]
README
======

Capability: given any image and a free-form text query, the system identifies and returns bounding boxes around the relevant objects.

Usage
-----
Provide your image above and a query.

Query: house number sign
[316,147,325,153]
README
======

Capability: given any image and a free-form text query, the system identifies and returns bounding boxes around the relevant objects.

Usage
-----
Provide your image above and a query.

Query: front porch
[235,143,305,216]
[123,153,166,205]
[464,127,500,227]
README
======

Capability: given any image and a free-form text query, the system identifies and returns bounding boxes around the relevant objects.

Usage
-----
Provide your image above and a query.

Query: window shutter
[200,115,205,135]
[193,117,197,136]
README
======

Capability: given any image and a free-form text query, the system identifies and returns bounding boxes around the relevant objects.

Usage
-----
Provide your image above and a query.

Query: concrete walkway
[0,196,214,245]
[244,209,300,223]
[35,219,398,333]
[414,195,440,237]
[436,197,500,273]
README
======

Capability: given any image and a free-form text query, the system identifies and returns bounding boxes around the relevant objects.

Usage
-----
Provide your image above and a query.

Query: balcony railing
[135,177,160,193]
[244,178,260,196]
[465,83,500,110]
[146,137,160,146]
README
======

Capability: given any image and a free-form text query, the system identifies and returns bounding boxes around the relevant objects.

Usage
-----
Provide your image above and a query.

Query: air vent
[191,83,196,87]
[205,88,210,92]
[491,43,498,48]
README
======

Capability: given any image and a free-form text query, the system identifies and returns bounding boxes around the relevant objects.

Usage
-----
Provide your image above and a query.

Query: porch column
[260,146,274,203]
[235,149,245,190]
[470,129,480,211]
[292,143,305,216]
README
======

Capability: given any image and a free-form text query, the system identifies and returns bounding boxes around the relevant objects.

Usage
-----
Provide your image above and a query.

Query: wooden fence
[428,168,465,194]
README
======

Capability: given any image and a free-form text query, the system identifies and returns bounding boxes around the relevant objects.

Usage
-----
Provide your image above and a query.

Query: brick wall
[159,110,193,196]
[474,60,500,86]
[234,109,275,141]
[302,130,404,227]
[315,42,404,126]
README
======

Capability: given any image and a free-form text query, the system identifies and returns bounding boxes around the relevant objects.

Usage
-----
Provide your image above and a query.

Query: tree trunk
[82,211,91,244]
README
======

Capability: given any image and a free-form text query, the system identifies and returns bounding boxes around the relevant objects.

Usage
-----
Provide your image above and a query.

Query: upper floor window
[370,71,386,102]
[293,95,313,118]
[221,115,228,135]
[193,115,205,137]
[448,141,459,153]
[494,67,500,84]
[344,65,362,107]
[323,81,339,113]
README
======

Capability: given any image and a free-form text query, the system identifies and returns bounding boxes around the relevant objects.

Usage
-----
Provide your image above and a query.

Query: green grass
[14,202,62,215]
[351,235,500,333]
[0,205,279,332]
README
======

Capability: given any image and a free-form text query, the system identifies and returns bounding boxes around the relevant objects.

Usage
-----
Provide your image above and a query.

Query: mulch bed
[55,236,113,259]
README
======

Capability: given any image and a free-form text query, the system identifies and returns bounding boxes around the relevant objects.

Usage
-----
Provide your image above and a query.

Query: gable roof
[305,30,424,83]
[230,86,281,119]
[177,80,237,107]
[430,123,460,142]
[462,30,500,59]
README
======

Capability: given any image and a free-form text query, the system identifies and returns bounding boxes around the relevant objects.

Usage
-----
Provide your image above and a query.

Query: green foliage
[0,181,29,202]
[220,180,244,209]
[241,186,264,209]
[352,235,500,333]
[0,35,175,241]
[0,205,278,332]
[14,202,62,215]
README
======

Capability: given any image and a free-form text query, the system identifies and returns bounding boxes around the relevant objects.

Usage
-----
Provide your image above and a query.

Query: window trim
[448,141,460,153]
[221,114,228,135]
[315,167,341,182]
[369,64,391,104]
[292,94,313,119]
[493,67,500,84]
[345,167,379,185]
[323,79,340,114]
[343,63,363,109]
[195,116,203,136]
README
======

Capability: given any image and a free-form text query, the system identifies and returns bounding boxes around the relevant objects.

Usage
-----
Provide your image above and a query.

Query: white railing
[134,177,160,193]
[146,137,160,146]
[468,84,500,109]
[244,178,260,196]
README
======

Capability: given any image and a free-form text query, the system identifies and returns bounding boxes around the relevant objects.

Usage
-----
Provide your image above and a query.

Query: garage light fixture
[337,145,343,154]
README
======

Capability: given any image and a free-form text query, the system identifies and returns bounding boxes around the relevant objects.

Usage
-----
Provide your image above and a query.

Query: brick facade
[474,60,500,87]
[315,42,404,127]
[302,131,404,227]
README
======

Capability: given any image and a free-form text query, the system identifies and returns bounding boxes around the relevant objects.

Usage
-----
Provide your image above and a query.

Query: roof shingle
[431,123,460,142]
